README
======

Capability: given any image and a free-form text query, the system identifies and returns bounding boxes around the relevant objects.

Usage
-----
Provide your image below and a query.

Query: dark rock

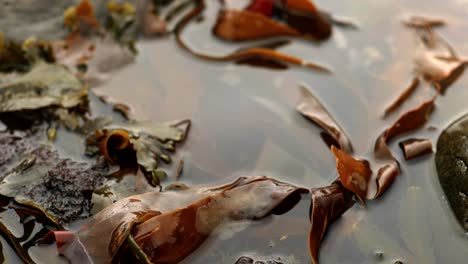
[436,114,468,231]
[236,257,254,264]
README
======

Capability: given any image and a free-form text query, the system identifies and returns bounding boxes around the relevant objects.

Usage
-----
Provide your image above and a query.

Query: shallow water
[2,0,468,263]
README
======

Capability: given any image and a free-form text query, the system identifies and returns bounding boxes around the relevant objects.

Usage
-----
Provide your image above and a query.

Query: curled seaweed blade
[70,176,306,263]
[128,177,306,263]
[87,119,190,185]
[297,86,353,153]
[308,182,354,264]
[373,162,400,199]
[399,138,433,160]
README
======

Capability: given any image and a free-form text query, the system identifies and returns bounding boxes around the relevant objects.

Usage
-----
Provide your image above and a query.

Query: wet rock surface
[0,131,108,222]
[436,114,468,231]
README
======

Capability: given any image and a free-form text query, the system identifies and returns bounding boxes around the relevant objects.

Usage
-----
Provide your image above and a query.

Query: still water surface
[2,0,468,263]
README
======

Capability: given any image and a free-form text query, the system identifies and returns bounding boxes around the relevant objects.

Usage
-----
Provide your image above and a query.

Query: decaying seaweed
[47,176,307,263]
[0,61,87,113]
[0,36,90,132]
[297,86,353,153]
[86,119,190,186]
[0,39,86,113]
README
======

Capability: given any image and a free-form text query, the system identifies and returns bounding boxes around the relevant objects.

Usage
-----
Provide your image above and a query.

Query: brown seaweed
[0,220,35,264]
[403,15,445,29]
[399,138,433,160]
[415,52,466,94]
[384,77,420,117]
[331,146,371,204]
[372,97,436,198]
[52,176,307,263]
[86,119,190,186]
[174,1,330,72]
[404,15,467,93]
[308,182,354,264]
[383,95,436,142]
[213,9,300,41]
[64,0,100,32]
[214,0,332,41]
[297,86,353,153]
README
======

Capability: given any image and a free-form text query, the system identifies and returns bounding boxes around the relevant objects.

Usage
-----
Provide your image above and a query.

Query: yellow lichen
[107,1,135,15]
[106,1,119,12]
[63,6,77,28]
[22,36,37,50]
[121,2,136,15]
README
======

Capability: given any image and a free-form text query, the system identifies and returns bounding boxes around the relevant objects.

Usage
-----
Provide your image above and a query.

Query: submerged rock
[435,114,468,231]
[0,131,108,222]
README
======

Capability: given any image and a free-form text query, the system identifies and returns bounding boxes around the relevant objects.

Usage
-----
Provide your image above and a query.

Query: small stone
[235,256,254,264]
